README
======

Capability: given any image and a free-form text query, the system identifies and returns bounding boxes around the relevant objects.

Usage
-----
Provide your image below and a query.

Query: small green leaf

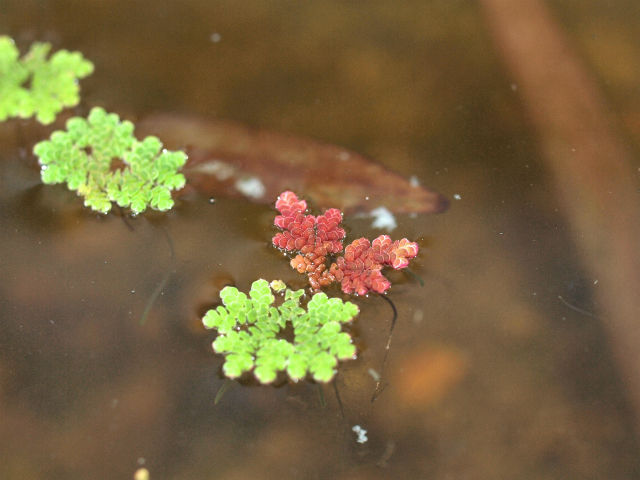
[33,106,187,214]
[202,280,359,384]
[286,353,309,382]
[84,191,112,214]
[0,36,93,124]
[222,353,254,379]
[309,352,338,383]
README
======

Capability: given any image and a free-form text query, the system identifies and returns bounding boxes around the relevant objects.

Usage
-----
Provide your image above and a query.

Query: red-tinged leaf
[272,191,420,295]
[135,113,449,214]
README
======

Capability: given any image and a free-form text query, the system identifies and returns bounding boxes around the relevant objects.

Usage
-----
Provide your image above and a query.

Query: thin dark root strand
[117,205,135,231]
[371,294,397,402]
[140,224,175,325]
[404,267,425,287]
[558,295,596,318]
[332,376,345,420]
[317,383,326,408]
[214,379,236,405]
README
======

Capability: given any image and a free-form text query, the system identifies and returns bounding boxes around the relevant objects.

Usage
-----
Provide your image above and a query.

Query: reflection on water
[2,1,640,479]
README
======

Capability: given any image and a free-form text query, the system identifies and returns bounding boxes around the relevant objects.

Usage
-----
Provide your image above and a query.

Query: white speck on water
[210,32,221,43]
[137,457,146,466]
[409,175,420,187]
[235,176,266,199]
[453,193,462,200]
[510,83,518,91]
[194,160,235,180]
[594,279,599,285]
[338,151,350,161]
[365,196,370,201]
[368,368,381,382]
[209,198,216,204]
[130,290,136,294]
[352,425,368,444]
[369,207,397,231]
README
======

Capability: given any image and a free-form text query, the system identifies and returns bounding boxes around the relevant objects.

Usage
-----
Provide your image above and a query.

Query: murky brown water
[2,1,640,479]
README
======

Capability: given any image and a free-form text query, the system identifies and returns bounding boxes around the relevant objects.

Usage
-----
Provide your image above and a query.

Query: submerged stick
[371,294,398,402]
[481,0,640,436]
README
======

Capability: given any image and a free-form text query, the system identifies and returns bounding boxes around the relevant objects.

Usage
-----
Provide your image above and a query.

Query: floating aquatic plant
[202,279,358,383]
[0,35,93,124]
[34,107,187,214]
[273,191,419,295]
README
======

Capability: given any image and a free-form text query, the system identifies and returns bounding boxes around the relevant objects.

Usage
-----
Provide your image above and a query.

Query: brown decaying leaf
[136,113,449,214]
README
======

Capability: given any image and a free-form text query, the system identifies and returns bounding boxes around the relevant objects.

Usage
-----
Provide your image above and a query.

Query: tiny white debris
[594,279,599,285]
[409,175,420,187]
[235,176,266,199]
[210,32,221,43]
[194,159,235,180]
[510,83,518,91]
[338,151,350,161]
[352,425,368,444]
[368,368,381,382]
[369,206,397,231]
[453,193,461,200]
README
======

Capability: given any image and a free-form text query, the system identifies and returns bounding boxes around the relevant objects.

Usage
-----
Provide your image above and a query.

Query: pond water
[2,1,640,479]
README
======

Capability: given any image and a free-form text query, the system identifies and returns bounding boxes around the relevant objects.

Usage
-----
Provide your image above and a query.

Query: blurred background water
[2,1,640,478]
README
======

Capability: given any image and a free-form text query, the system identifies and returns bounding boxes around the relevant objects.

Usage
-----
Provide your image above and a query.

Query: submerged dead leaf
[393,345,468,408]
[137,113,449,214]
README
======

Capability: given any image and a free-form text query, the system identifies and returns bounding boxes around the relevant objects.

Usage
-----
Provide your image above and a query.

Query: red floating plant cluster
[272,191,419,295]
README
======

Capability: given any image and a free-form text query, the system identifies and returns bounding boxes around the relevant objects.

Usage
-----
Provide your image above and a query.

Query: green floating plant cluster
[34,107,187,214]
[0,35,93,124]
[203,279,359,383]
